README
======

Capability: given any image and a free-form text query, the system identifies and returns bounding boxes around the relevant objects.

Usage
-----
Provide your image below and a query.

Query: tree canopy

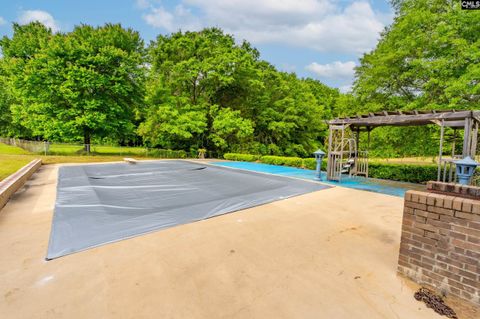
[138,28,337,156]
[0,1,478,159]
[354,0,479,111]
[0,24,338,156]
[351,0,480,157]
[1,23,145,148]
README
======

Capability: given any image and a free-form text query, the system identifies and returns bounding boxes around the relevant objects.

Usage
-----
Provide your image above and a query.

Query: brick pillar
[398,181,480,305]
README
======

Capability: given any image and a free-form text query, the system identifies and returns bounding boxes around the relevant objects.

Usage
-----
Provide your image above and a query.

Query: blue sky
[0,0,394,91]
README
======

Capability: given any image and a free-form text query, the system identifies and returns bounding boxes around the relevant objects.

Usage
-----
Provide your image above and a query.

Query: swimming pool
[212,161,424,197]
[47,160,328,259]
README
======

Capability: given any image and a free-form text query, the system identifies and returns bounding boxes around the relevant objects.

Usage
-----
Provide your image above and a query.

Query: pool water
[212,161,424,197]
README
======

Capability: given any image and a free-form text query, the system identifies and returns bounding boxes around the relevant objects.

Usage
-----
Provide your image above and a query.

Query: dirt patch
[339,226,360,234]
[414,287,457,318]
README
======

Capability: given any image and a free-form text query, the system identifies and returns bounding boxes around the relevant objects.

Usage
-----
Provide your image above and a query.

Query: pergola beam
[329,110,480,128]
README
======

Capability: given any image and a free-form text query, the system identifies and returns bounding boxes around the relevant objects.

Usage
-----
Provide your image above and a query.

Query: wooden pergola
[326,110,480,182]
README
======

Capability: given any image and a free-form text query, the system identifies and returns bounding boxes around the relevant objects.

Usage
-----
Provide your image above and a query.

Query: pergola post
[326,125,333,180]
[437,119,445,181]
[463,117,472,157]
[338,125,345,182]
[367,127,371,149]
[449,129,456,182]
[470,121,478,158]
[366,127,371,178]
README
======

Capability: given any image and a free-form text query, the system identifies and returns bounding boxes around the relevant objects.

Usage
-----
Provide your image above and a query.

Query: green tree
[0,61,16,137]
[2,23,145,149]
[140,28,337,156]
[138,78,207,149]
[354,0,479,111]
[351,0,480,157]
[250,65,331,156]
[209,105,254,151]
[139,28,259,152]
[0,22,53,138]
[1,23,339,157]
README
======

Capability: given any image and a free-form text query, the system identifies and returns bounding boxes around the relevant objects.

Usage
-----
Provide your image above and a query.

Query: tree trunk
[84,130,91,154]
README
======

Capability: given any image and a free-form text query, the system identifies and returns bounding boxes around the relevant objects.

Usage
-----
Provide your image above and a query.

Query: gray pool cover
[47,160,329,259]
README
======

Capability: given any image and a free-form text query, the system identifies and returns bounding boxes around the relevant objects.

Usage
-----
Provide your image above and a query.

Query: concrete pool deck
[0,163,477,319]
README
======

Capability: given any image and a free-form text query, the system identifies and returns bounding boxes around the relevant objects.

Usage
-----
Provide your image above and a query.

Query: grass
[0,143,32,155]
[0,157,32,181]
[0,144,34,180]
[0,143,160,181]
[46,144,149,156]
[93,145,149,156]
[0,153,162,181]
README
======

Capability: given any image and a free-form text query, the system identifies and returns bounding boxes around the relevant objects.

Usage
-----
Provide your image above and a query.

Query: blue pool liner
[212,161,423,197]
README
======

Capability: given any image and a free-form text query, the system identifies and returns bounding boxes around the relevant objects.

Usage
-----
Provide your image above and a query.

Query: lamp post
[454,156,479,185]
[313,149,326,180]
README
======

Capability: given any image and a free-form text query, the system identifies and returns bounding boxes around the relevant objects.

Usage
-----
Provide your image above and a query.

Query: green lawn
[0,142,158,181]
[47,143,84,155]
[45,143,149,156]
[0,157,32,181]
[0,141,192,181]
[0,143,32,155]
[0,153,161,181]
[0,143,33,180]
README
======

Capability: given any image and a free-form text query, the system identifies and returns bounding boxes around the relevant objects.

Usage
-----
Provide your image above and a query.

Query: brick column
[398,181,480,305]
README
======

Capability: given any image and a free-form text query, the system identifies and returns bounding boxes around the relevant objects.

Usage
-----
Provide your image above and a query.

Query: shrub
[302,158,328,170]
[147,148,187,158]
[223,153,260,162]
[304,159,437,183]
[302,158,317,170]
[260,155,303,167]
[368,162,437,184]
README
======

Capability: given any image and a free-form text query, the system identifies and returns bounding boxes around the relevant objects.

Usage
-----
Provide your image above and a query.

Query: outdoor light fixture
[454,156,479,185]
[313,149,326,180]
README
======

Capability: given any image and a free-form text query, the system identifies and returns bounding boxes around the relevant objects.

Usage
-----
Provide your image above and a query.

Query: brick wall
[398,181,480,305]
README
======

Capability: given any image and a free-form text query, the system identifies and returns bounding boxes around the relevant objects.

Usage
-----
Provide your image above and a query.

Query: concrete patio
[0,163,475,318]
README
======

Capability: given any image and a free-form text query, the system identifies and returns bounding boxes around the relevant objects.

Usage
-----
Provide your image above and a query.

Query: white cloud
[142,4,201,32]
[339,84,352,93]
[136,0,151,9]
[0,17,6,26]
[306,61,356,80]
[185,0,334,29]
[18,10,59,32]
[139,0,390,54]
[143,6,175,30]
[306,61,356,91]
[280,63,297,73]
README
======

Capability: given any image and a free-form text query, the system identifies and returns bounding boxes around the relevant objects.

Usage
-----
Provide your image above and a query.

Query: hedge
[302,158,328,170]
[147,148,187,158]
[223,153,438,184]
[368,162,437,184]
[260,155,303,167]
[223,153,260,162]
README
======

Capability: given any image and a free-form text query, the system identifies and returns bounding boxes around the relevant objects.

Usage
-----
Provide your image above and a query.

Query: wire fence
[0,137,193,158]
[0,137,47,154]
